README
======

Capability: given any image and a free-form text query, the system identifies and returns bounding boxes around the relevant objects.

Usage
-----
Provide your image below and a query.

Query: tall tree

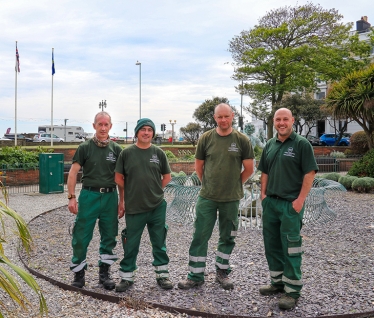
[180,122,202,146]
[229,3,374,138]
[193,97,238,131]
[326,64,374,150]
[281,93,327,135]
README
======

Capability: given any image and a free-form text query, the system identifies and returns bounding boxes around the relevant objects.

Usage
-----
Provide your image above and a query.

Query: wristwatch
[68,194,76,199]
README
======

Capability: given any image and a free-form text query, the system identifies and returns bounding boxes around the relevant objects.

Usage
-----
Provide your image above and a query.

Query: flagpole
[15,41,18,146]
[51,48,54,147]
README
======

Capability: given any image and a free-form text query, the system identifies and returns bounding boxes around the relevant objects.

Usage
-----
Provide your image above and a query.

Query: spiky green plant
[0,182,47,317]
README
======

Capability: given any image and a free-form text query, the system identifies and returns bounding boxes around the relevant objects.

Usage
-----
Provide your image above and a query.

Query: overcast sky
[1,0,373,137]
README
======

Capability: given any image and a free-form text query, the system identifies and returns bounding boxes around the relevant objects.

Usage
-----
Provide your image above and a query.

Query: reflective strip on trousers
[215,262,229,270]
[154,264,168,271]
[216,251,230,260]
[71,259,87,272]
[283,275,303,286]
[100,254,118,265]
[189,255,207,263]
[288,246,304,254]
[119,270,136,282]
[285,285,299,293]
[156,272,169,279]
[270,270,283,278]
[189,266,205,273]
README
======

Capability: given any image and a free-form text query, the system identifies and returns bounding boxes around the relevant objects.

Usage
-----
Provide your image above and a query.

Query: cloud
[0,0,373,136]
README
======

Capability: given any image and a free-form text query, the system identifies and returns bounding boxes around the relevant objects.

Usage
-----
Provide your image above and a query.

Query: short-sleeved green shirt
[258,131,318,201]
[195,129,254,202]
[72,139,123,188]
[115,144,171,214]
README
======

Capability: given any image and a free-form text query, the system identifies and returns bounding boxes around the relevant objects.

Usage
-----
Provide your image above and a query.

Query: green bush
[0,146,53,169]
[170,171,179,178]
[181,154,195,161]
[338,175,358,190]
[350,131,369,154]
[254,145,263,161]
[351,178,373,193]
[344,148,354,156]
[320,172,341,182]
[361,177,374,189]
[348,148,374,178]
[164,150,177,159]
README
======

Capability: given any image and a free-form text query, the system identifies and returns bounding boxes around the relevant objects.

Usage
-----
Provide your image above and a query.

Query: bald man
[178,103,254,291]
[258,108,318,310]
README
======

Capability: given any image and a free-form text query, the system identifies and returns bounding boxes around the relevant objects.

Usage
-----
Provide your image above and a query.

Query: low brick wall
[313,146,350,156]
[169,162,195,174]
[1,169,39,186]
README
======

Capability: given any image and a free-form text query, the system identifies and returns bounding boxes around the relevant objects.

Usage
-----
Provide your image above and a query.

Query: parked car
[0,136,12,141]
[3,134,33,142]
[302,135,321,146]
[33,133,64,142]
[319,133,350,146]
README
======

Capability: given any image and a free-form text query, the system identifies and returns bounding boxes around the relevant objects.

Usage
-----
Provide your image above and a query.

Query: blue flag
[52,51,55,75]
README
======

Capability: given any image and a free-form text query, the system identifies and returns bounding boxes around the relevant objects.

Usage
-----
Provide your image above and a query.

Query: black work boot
[71,269,85,288]
[99,263,115,290]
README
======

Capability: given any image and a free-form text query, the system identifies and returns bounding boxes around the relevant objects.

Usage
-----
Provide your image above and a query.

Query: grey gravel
[4,190,374,317]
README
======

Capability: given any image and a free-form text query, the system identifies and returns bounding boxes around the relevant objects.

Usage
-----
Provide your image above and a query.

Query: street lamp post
[99,100,107,111]
[169,120,176,145]
[64,118,68,142]
[135,61,141,119]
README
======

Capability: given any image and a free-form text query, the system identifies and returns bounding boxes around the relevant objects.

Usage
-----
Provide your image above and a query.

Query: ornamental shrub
[320,172,341,182]
[351,178,372,193]
[349,131,369,154]
[0,146,53,169]
[361,177,374,189]
[338,175,357,190]
[170,171,179,177]
[347,148,374,178]
[164,150,176,159]
[254,145,263,161]
[330,151,346,158]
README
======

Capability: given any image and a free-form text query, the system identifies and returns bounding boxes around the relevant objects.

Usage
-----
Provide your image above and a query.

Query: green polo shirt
[72,139,123,188]
[195,129,254,202]
[115,144,171,214]
[258,131,318,201]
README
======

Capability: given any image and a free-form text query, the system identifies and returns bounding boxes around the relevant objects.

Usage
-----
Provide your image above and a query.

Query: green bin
[39,153,64,194]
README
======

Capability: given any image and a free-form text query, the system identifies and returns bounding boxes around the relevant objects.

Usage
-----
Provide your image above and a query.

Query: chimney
[356,16,371,32]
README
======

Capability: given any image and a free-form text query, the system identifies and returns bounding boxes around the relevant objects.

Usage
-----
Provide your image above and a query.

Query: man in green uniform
[258,108,318,310]
[67,111,123,290]
[178,103,254,290]
[114,118,173,292]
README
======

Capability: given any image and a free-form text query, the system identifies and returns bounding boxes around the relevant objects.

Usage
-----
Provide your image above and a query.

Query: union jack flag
[15,45,20,72]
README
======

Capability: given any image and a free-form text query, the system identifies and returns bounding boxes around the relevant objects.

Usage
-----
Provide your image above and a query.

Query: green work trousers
[70,189,119,272]
[119,200,170,282]
[262,196,304,299]
[187,196,239,282]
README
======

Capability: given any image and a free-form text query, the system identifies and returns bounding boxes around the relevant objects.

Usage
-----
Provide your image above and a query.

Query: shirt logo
[106,152,117,162]
[150,154,160,164]
[228,143,239,152]
[283,147,295,157]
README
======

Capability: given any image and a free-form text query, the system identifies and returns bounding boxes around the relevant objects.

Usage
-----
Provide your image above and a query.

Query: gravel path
[4,190,374,317]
